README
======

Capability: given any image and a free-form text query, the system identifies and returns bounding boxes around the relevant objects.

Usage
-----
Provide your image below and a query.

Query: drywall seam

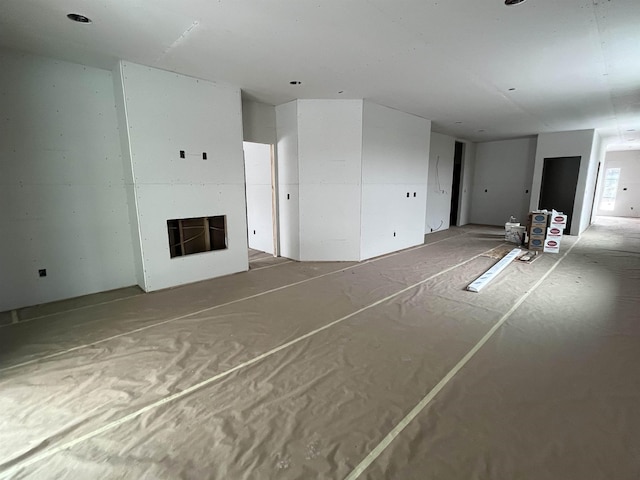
[0,243,498,477]
[344,235,583,480]
[0,229,470,373]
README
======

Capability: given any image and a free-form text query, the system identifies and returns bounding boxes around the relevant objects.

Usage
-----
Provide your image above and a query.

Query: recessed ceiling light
[289,80,302,85]
[67,13,92,23]
[505,0,527,5]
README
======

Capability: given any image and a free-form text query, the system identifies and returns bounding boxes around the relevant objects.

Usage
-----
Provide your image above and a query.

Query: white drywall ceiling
[1,0,639,148]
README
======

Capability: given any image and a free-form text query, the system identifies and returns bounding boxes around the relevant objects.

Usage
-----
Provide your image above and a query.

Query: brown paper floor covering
[1,218,638,479]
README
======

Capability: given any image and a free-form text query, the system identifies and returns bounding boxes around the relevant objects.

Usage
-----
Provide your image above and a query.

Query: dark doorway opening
[539,156,581,233]
[450,141,464,226]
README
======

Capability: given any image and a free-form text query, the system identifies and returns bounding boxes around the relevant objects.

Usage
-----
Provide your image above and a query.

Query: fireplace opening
[167,215,227,258]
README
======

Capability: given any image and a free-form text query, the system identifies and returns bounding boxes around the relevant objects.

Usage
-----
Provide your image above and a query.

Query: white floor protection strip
[3,232,474,330]
[466,248,521,293]
[0,293,144,329]
[0,244,495,478]
[250,260,294,271]
[0,231,471,373]
[344,237,581,480]
[1,261,297,328]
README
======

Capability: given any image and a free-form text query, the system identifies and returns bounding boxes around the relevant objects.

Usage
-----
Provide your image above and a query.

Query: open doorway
[243,142,278,269]
[449,141,464,227]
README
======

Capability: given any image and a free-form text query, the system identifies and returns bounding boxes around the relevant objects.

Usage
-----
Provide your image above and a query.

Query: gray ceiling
[1,0,639,149]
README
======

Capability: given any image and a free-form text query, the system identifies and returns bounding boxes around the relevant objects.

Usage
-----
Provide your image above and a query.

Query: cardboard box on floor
[529,213,548,227]
[544,237,561,253]
[547,226,563,240]
[550,210,568,231]
[526,212,548,250]
[526,210,570,253]
[530,225,546,236]
[529,237,544,250]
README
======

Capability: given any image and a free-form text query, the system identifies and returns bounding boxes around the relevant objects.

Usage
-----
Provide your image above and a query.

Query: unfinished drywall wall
[275,101,300,260]
[114,61,248,291]
[457,141,476,226]
[426,133,455,234]
[244,142,274,254]
[596,149,640,217]
[530,130,596,235]
[361,102,430,259]
[276,100,363,261]
[297,100,363,261]
[470,137,537,226]
[581,132,605,228]
[275,99,430,261]
[242,100,277,145]
[0,50,136,311]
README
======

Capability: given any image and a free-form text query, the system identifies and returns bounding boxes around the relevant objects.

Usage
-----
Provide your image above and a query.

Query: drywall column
[469,137,537,226]
[426,133,455,233]
[297,100,363,261]
[582,132,605,227]
[276,100,363,261]
[275,101,300,260]
[530,130,597,235]
[361,101,430,259]
[0,50,136,311]
[114,61,248,292]
[276,99,430,262]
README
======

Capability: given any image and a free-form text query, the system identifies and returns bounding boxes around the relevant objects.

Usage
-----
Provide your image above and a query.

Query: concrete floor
[1,218,638,479]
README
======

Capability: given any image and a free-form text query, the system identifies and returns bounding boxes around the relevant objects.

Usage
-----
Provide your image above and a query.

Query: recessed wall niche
[167,216,227,258]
